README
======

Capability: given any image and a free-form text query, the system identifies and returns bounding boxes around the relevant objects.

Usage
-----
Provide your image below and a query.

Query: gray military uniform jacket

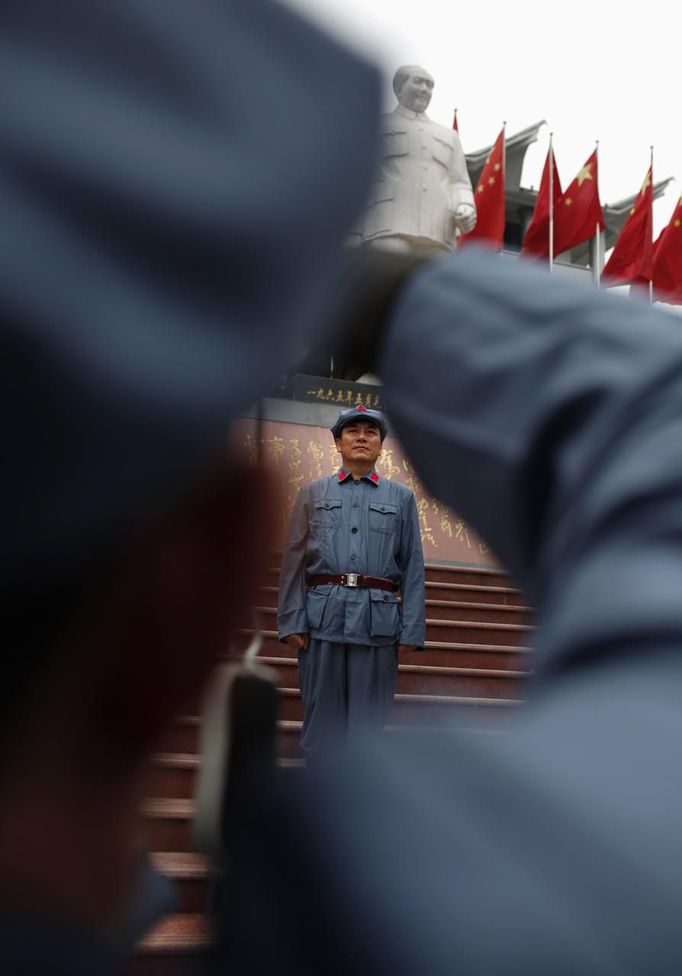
[278,469,425,648]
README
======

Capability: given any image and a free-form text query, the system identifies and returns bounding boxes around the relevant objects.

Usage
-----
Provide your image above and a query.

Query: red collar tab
[337,468,379,484]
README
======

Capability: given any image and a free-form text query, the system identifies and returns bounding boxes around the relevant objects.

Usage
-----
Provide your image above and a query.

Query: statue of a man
[351,65,476,252]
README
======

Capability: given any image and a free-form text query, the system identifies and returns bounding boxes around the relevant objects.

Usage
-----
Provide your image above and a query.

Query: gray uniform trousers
[298,639,397,754]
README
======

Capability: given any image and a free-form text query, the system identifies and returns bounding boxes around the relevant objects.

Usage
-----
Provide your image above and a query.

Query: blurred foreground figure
[219,248,682,976]
[0,0,378,971]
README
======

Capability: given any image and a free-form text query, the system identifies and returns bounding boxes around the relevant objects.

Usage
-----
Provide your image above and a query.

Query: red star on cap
[357,404,367,412]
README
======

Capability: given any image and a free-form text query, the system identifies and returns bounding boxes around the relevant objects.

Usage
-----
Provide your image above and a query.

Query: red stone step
[396,663,526,698]
[265,563,524,598]
[405,641,529,670]
[142,798,194,852]
[157,665,523,765]
[145,752,304,800]
[423,563,514,588]
[258,655,527,700]
[155,717,303,760]
[424,618,529,646]
[262,580,526,609]
[255,585,530,623]
[130,911,211,975]
[239,631,530,664]
[424,599,530,625]
[145,753,198,800]
[267,555,514,588]
[257,634,529,671]
[425,580,526,606]
[150,852,209,914]
[389,693,522,726]
[243,608,531,648]
[275,687,522,724]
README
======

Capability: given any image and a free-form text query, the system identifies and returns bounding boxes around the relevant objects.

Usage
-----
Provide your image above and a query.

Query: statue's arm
[449,131,476,232]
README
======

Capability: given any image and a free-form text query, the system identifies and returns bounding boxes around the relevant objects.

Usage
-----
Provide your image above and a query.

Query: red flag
[452,109,459,133]
[521,146,562,258]
[553,149,605,257]
[653,196,682,304]
[602,167,653,287]
[460,128,505,249]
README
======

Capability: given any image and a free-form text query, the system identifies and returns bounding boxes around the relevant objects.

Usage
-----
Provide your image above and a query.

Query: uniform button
[383,593,390,601]
[422,186,427,192]
[353,502,359,508]
[350,554,357,561]
[351,527,358,534]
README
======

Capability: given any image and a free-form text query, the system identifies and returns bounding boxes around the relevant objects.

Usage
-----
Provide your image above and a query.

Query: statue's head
[393,65,434,113]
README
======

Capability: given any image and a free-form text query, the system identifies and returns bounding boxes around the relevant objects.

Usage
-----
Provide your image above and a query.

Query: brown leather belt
[307,573,398,592]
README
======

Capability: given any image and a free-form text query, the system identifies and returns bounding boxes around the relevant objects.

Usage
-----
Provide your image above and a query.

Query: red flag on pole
[459,127,505,249]
[521,146,562,258]
[553,149,605,257]
[602,167,653,287]
[452,109,459,133]
[653,196,682,304]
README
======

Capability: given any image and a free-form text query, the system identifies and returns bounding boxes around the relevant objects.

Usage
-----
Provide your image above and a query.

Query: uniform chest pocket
[369,501,398,535]
[381,130,409,158]
[432,134,451,168]
[312,498,343,529]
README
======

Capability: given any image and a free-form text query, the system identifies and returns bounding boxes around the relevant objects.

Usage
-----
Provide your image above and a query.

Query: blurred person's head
[0,0,379,940]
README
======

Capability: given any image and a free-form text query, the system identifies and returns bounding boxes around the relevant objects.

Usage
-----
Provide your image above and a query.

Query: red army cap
[331,404,388,441]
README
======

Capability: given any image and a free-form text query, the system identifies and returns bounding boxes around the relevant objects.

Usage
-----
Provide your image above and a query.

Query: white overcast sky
[284,0,679,239]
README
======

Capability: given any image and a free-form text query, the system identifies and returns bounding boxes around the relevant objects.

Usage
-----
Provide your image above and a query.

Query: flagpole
[502,120,507,255]
[594,140,601,288]
[548,132,554,273]
[649,145,654,304]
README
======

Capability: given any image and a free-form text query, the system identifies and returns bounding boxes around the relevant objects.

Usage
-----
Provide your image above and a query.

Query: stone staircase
[132,563,531,972]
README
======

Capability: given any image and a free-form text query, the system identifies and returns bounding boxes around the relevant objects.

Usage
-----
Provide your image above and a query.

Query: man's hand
[398,644,418,654]
[325,248,439,380]
[454,203,476,234]
[285,633,309,651]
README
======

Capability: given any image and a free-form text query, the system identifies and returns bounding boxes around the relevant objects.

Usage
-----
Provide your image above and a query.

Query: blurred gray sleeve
[381,249,682,677]
[218,252,682,976]
[397,492,425,649]
[277,485,311,642]
[1,0,380,588]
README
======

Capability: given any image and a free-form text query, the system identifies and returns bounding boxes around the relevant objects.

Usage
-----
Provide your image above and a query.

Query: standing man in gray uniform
[350,65,476,252]
[278,405,425,754]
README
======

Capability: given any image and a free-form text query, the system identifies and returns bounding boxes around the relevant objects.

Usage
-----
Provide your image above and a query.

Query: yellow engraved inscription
[308,440,325,479]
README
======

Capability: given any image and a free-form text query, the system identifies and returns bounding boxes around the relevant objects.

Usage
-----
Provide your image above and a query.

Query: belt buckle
[343,573,359,588]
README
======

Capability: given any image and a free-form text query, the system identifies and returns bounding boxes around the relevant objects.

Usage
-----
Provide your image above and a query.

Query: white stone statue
[350,65,476,252]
